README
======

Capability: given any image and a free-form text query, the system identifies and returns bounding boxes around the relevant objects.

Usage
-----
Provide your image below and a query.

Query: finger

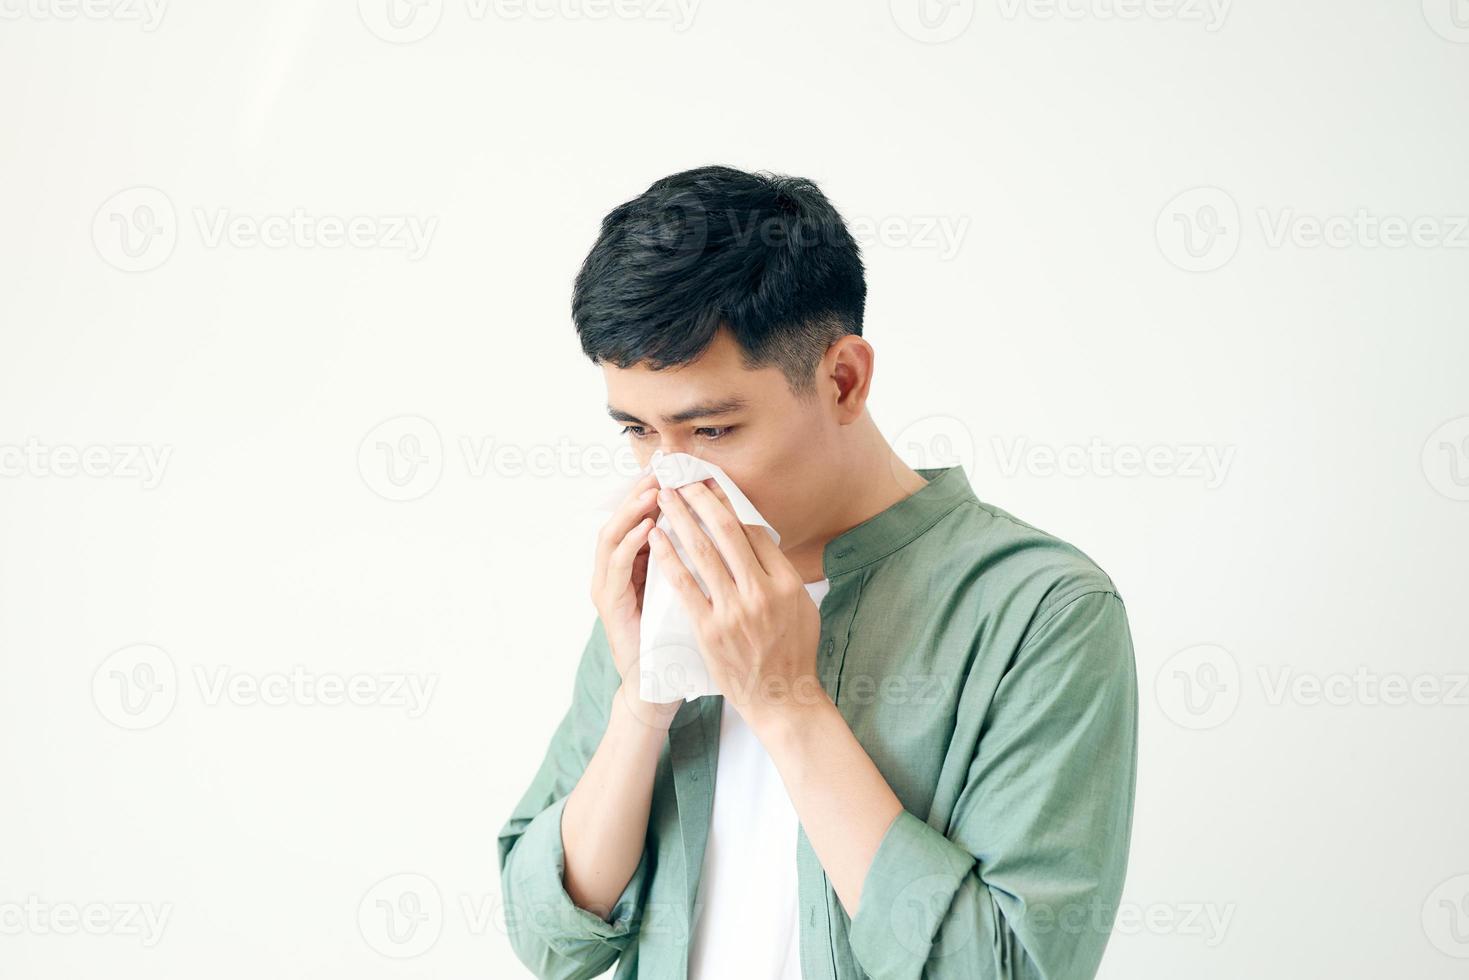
[699,478,791,584]
[595,474,661,587]
[647,524,712,622]
[656,485,738,606]
[605,515,655,594]
[673,480,765,592]
[743,521,798,587]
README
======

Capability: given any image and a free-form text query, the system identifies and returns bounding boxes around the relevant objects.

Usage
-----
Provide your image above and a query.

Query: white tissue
[594,450,779,703]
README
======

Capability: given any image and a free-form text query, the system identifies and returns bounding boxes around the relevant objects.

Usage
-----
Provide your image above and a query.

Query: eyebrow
[607,396,750,426]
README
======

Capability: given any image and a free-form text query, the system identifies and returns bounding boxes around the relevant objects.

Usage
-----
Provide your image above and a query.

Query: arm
[765,590,1139,980]
[561,676,670,927]
[760,694,903,918]
[495,616,671,980]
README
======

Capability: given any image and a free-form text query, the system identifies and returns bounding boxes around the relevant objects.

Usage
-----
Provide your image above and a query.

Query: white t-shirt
[686,578,832,980]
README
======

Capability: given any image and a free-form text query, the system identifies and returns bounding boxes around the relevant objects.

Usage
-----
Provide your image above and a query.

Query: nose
[643,438,703,461]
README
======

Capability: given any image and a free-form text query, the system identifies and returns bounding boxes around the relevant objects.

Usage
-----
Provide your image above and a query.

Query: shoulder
[925,495,1126,646]
[938,495,1119,595]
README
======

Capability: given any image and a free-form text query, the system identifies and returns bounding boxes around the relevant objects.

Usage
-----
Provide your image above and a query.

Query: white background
[2,1,1467,977]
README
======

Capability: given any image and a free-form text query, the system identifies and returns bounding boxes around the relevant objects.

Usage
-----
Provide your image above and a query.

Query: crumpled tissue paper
[595,449,779,703]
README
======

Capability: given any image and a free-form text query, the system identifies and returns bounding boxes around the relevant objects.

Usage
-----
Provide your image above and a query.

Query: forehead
[601,329,788,423]
[603,360,757,424]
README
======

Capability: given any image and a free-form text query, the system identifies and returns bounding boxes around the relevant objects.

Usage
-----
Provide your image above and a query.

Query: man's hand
[647,477,826,735]
[590,469,683,730]
[649,477,909,925]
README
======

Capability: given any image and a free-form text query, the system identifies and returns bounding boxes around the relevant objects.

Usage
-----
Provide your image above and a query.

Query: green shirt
[497,464,1138,979]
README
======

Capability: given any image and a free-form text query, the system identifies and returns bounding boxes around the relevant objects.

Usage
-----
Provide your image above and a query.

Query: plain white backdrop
[2,1,1467,977]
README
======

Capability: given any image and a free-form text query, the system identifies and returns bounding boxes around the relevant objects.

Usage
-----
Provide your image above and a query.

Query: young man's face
[602,325,840,547]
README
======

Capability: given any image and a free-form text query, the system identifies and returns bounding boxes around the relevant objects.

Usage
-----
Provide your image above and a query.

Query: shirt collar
[821,465,977,579]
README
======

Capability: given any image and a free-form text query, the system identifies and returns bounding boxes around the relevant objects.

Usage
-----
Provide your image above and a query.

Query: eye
[619,425,734,442]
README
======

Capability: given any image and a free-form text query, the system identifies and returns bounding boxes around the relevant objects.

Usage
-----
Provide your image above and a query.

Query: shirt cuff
[848,808,987,976]
[505,794,650,953]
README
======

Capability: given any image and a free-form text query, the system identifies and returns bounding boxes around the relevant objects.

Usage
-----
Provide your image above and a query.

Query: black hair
[572,165,866,398]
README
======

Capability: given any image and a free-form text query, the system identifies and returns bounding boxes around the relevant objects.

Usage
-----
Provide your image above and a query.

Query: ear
[827,335,874,421]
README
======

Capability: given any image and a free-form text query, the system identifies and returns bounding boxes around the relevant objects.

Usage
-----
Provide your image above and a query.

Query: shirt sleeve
[847,590,1139,980]
[495,615,654,980]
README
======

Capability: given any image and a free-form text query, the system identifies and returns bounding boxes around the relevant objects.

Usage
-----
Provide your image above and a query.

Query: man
[497,165,1138,979]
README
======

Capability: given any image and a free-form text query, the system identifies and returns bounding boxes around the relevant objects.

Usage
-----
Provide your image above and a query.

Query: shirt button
[823,639,835,657]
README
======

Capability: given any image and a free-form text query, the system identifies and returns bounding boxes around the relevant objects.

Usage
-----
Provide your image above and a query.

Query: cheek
[718,469,783,525]
[708,455,767,494]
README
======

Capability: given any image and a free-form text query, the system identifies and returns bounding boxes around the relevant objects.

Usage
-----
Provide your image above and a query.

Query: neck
[782,412,929,584]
